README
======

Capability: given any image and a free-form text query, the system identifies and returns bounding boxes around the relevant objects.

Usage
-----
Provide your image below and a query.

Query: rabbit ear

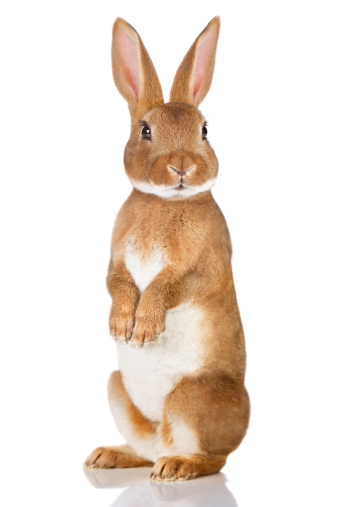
[112,18,164,118]
[169,17,220,108]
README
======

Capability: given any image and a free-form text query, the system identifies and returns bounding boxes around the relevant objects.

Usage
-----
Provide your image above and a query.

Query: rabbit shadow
[83,467,238,507]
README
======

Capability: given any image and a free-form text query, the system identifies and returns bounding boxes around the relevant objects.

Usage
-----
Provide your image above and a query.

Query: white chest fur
[117,302,205,421]
[124,241,164,293]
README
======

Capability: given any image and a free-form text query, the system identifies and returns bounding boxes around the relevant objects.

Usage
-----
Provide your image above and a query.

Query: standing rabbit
[85,16,250,481]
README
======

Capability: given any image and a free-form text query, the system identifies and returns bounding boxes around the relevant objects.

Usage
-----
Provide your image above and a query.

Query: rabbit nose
[168,165,195,177]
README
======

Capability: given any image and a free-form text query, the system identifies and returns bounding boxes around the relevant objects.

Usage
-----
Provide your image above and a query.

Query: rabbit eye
[141,123,151,140]
[202,125,208,140]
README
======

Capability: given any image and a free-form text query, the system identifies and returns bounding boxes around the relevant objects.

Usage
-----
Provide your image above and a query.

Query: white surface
[1,0,337,506]
[84,468,238,506]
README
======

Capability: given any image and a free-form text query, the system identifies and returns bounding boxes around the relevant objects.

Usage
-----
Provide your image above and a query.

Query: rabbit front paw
[129,308,166,348]
[109,307,135,344]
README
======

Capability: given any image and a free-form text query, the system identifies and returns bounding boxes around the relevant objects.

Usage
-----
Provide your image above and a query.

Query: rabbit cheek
[184,155,209,187]
[124,141,150,182]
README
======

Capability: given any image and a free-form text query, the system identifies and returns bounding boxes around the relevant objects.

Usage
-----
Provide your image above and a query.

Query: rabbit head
[112,17,220,199]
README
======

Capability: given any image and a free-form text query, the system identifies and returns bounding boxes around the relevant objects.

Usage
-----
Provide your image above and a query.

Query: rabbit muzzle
[149,151,208,190]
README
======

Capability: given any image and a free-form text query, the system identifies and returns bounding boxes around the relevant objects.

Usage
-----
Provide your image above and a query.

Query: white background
[1,0,337,506]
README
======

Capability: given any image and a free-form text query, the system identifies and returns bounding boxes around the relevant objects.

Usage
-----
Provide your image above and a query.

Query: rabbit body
[109,191,243,461]
[85,17,250,481]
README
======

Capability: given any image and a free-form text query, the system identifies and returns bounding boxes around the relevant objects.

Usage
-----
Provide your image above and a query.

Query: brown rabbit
[85,16,250,481]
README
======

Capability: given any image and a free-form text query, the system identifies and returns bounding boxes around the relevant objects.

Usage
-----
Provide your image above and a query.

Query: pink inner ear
[193,34,216,100]
[119,29,140,100]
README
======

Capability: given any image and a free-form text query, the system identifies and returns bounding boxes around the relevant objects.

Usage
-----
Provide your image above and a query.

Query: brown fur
[85,445,153,469]
[84,17,250,481]
[107,262,139,340]
[161,411,175,447]
[164,373,250,456]
[151,454,226,481]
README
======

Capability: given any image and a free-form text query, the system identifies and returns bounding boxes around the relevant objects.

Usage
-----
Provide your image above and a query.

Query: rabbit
[84,16,250,482]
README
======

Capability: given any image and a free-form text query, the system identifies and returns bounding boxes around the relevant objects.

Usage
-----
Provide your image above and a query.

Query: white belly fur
[118,242,205,422]
[117,302,204,421]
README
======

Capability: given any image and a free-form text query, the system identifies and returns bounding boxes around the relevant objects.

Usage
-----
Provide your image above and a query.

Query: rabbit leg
[84,444,153,469]
[153,372,250,481]
[84,371,157,469]
[108,370,159,462]
[151,454,226,481]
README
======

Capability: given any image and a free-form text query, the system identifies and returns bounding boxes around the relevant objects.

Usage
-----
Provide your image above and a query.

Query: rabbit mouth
[176,184,186,190]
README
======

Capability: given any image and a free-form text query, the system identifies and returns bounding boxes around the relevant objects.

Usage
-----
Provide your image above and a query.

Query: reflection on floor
[84,467,238,507]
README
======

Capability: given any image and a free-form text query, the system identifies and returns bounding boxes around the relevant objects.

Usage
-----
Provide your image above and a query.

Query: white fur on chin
[130,178,217,198]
